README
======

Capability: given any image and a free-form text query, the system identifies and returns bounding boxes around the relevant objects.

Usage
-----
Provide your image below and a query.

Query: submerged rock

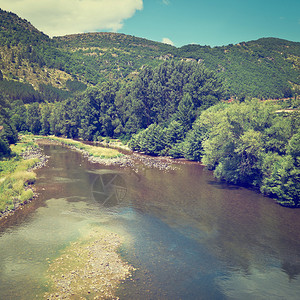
[44,227,135,299]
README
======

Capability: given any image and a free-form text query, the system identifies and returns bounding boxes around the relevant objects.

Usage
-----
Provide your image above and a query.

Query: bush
[20,189,34,202]
[0,137,11,157]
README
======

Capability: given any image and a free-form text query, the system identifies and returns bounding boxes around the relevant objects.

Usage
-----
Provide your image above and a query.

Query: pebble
[20,146,49,170]
[86,150,177,172]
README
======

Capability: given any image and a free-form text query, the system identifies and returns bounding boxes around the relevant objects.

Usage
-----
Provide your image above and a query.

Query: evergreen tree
[0,137,11,158]
[176,93,194,131]
[182,124,205,161]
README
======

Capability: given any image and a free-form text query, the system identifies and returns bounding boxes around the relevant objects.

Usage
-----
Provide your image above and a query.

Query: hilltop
[0,8,299,101]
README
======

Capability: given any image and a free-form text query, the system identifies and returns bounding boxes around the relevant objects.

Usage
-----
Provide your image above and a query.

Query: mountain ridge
[0,8,299,100]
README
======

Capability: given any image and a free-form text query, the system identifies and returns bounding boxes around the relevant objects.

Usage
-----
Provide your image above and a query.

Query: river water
[0,144,300,299]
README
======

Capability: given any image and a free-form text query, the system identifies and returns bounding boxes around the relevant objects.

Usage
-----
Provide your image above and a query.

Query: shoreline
[37,135,183,171]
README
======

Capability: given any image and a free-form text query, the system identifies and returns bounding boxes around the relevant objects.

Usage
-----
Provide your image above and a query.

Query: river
[0,144,300,299]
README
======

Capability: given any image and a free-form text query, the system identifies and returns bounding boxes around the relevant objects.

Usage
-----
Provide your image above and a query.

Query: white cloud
[0,0,143,37]
[162,0,170,5]
[162,37,174,46]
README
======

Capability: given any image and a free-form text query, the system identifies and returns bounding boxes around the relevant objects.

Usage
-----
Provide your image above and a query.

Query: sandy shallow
[44,226,135,299]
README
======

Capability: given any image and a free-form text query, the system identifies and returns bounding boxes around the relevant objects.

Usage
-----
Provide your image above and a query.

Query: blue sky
[120,0,300,47]
[1,0,299,47]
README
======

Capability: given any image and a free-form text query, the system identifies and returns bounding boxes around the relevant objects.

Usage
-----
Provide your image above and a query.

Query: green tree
[201,100,274,185]
[40,103,51,135]
[0,95,18,145]
[198,99,300,206]
[182,123,205,161]
[49,103,65,136]
[176,93,194,131]
[261,153,300,207]
[287,131,300,158]
[0,137,11,157]
[26,103,41,134]
[166,120,185,145]
[129,124,167,156]
[10,100,27,132]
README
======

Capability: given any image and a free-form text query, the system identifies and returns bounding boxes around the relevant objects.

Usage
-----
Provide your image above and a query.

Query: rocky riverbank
[20,146,49,170]
[1,136,180,221]
[38,137,177,171]
[0,143,48,221]
[83,151,177,172]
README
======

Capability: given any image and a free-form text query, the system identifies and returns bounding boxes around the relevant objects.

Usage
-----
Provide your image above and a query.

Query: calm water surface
[0,145,300,299]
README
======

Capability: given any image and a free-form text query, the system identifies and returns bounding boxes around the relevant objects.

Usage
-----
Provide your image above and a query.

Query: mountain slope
[53,32,176,83]
[0,8,77,101]
[176,38,300,98]
[0,8,299,100]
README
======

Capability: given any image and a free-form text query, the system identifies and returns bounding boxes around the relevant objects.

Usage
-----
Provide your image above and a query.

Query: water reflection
[217,266,300,299]
[89,170,128,207]
[282,262,300,281]
[118,163,300,298]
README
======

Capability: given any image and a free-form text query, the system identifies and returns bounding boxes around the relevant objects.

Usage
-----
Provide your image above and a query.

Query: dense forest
[0,9,300,207]
[9,61,224,139]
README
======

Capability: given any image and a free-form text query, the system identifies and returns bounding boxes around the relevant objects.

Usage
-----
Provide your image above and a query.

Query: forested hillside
[177,38,300,99]
[0,8,299,100]
[53,32,175,84]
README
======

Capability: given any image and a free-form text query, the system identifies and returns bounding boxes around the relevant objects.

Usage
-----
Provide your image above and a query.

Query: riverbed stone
[44,227,135,299]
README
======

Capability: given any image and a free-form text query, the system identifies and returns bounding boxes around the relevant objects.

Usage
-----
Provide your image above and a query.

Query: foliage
[12,61,222,143]
[0,137,10,158]
[38,84,70,102]
[129,124,167,156]
[0,9,49,47]
[197,100,300,207]
[261,153,300,207]
[121,61,224,132]
[0,135,39,213]
[0,95,18,157]
[0,79,42,103]
[176,38,300,99]
[65,79,87,93]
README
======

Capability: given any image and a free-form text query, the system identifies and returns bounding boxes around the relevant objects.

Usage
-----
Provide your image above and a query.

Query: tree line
[10,61,224,138]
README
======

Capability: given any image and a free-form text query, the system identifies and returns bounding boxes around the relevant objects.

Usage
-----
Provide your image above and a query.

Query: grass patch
[20,189,34,202]
[0,135,39,215]
[37,135,122,158]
